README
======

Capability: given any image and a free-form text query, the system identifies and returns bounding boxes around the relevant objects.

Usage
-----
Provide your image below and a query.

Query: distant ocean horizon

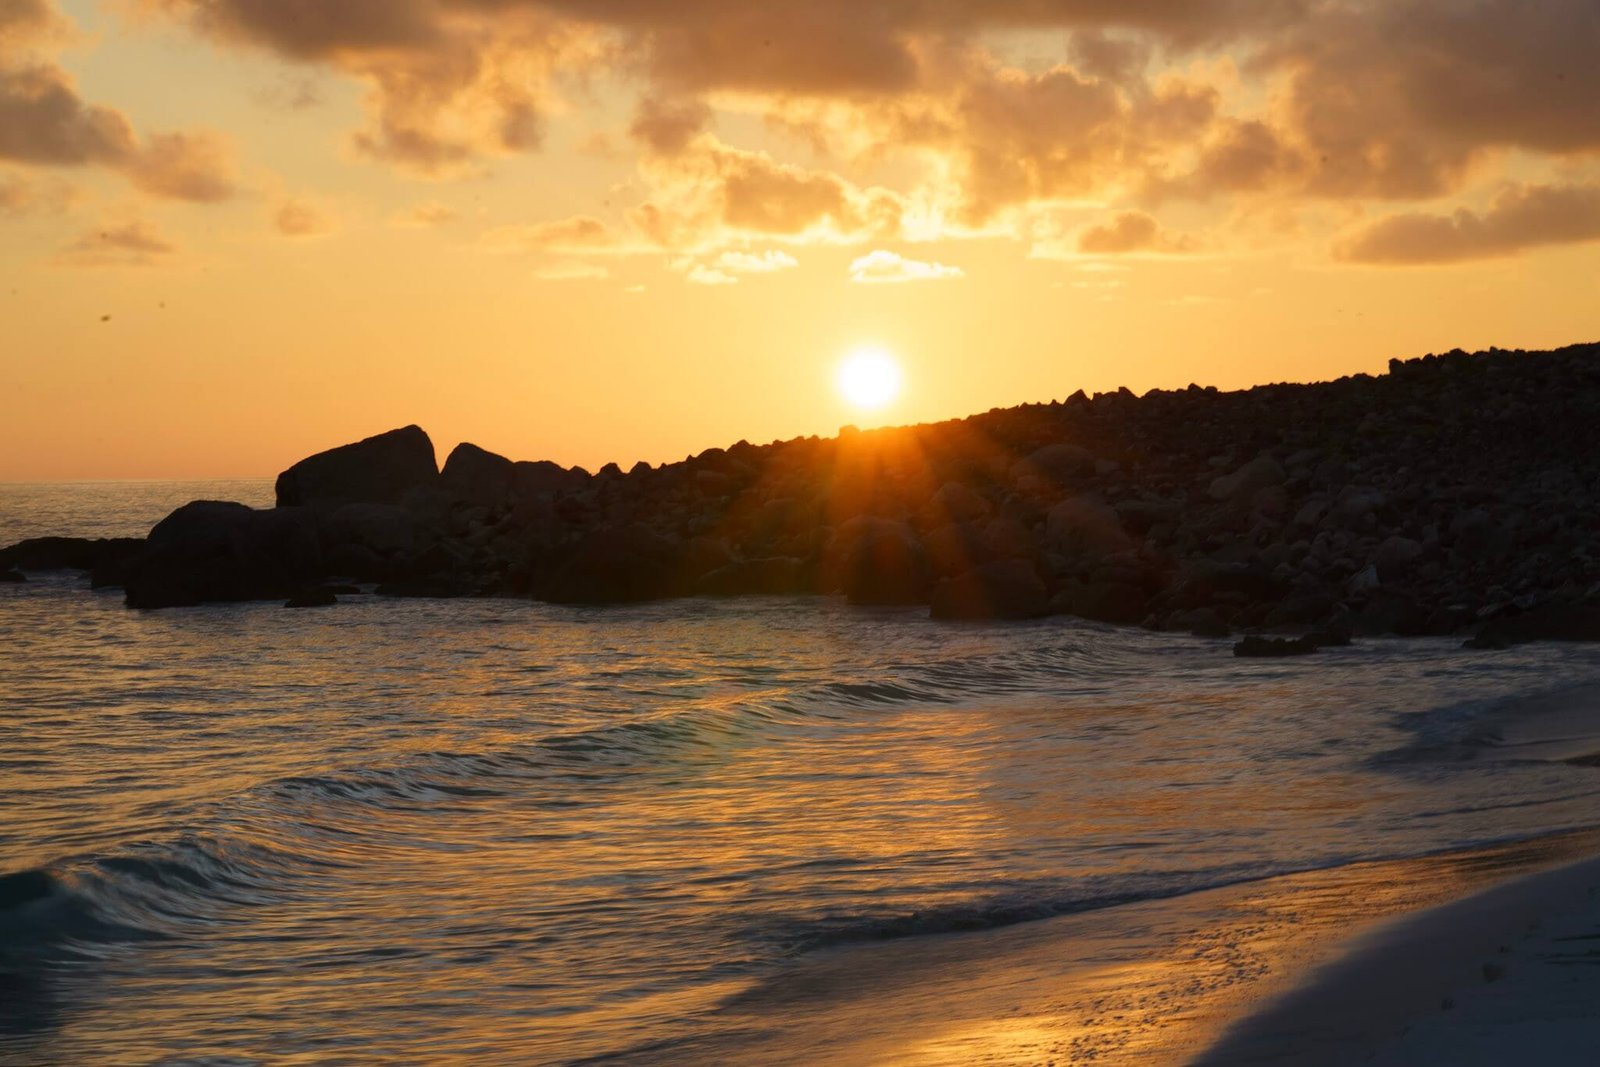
[6,481,1600,1063]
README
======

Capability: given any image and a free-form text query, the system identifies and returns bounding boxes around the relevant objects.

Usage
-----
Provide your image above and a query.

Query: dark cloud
[1264,0,1600,199]
[1335,183,1600,265]
[0,63,135,165]
[0,3,237,199]
[629,95,710,156]
[62,219,177,265]
[1077,210,1194,254]
[273,198,335,236]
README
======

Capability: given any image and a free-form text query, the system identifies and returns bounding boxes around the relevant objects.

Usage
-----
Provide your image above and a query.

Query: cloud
[715,249,797,274]
[1260,0,1600,200]
[631,139,905,249]
[273,197,335,237]
[483,214,617,253]
[684,264,736,286]
[1077,211,1196,254]
[848,249,964,284]
[392,200,458,227]
[0,5,237,200]
[629,95,711,156]
[0,62,136,165]
[124,131,236,202]
[1335,182,1600,265]
[0,168,72,214]
[61,219,176,265]
[155,0,593,176]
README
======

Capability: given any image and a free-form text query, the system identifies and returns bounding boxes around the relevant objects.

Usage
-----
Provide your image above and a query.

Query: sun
[836,347,903,410]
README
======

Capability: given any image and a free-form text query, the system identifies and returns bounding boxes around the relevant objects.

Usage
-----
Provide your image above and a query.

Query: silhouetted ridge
[11,340,1600,644]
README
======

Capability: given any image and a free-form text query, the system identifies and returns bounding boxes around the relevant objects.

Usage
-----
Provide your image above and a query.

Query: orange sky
[3,0,1598,480]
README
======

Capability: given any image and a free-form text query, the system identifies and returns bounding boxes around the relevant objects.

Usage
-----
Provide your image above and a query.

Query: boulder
[825,517,929,605]
[1045,496,1132,562]
[0,568,23,583]
[0,536,144,575]
[1209,454,1286,504]
[285,587,337,608]
[1061,580,1148,625]
[930,560,1048,620]
[1164,607,1230,638]
[1372,535,1425,581]
[123,501,323,609]
[1015,443,1095,485]
[275,425,438,508]
[925,482,991,524]
[441,442,517,506]
[1466,604,1600,649]
[697,557,814,596]
[538,524,683,603]
[514,460,587,497]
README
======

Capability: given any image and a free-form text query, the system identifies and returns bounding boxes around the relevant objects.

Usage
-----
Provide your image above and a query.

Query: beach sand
[600,831,1600,1065]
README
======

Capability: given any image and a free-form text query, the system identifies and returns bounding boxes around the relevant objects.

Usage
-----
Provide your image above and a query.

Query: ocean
[4,482,1600,1064]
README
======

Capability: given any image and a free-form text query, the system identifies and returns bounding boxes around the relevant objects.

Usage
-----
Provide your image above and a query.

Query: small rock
[1233,635,1320,657]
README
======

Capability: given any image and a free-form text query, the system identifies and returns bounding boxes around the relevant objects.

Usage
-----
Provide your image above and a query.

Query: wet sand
[598,830,1600,1065]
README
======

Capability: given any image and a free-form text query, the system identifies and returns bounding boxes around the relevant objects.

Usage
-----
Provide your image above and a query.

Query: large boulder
[275,425,438,508]
[825,516,930,605]
[1045,496,1132,562]
[930,560,1048,620]
[319,502,427,579]
[538,524,683,603]
[1015,443,1095,485]
[514,460,589,497]
[1208,454,1286,505]
[0,536,144,573]
[1466,603,1600,649]
[441,442,517,506]
[697,557,814,596]
[123,501,323,608]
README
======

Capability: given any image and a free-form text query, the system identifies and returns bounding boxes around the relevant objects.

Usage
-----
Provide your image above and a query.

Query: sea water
[4,482,1600,1064]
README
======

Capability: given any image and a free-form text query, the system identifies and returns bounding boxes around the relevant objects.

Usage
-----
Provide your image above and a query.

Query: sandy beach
[591,830,1600,1065]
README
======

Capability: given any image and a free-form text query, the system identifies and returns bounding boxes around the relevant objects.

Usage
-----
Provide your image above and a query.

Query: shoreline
[1197,845,1600,1065]
[591,830,1600,1065]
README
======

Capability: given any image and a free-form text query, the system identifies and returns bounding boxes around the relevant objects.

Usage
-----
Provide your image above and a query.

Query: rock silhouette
[10,341,1600,647]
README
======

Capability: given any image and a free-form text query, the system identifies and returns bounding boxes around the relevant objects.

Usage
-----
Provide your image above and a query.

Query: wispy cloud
[848,250,964,284]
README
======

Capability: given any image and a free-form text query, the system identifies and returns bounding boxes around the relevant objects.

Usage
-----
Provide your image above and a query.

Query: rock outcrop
[11,340,1600,647]
[274,425,438,508]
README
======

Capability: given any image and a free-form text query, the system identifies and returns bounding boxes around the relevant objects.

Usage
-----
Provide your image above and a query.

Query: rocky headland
[7,341,1600,649]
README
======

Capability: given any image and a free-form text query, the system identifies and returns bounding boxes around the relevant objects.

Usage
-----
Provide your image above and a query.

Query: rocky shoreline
[6,341,1600,650]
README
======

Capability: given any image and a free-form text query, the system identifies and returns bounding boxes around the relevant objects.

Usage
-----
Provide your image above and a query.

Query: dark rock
[1209,454,1286,504]
[0,568,23,583]
[0,536,143,575]
[697,557,813,596]
[123,502,323,609]
[275,425,438,507]
[930,560,1048,620]
[375,577,467,599]
[1466,603,1600,649]
[441,442,517,506]
[1015,443,1095,486]
[1064,580,1148,625]
[513,460,586,497]
[1164,607,1230,637]
[285,587,337,608]
[539,524,683,603]
[1233,635,1320,657]
[1046,497,1132,562]
[826,517,929,606]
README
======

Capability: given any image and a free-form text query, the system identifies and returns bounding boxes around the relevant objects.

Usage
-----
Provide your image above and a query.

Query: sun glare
[837,348,903,410]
